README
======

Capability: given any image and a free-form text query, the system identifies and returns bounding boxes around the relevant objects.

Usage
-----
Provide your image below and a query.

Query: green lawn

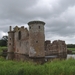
[67,48,75,51]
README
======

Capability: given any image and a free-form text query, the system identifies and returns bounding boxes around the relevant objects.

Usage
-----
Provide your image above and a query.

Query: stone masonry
[7,20,67,62]
[45,40,67,58]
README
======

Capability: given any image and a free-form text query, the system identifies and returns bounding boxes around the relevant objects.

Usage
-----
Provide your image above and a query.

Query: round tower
[8,26,14,53]
[28,21,45,58]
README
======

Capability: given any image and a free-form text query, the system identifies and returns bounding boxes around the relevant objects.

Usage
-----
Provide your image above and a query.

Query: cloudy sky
[0,0,75,44]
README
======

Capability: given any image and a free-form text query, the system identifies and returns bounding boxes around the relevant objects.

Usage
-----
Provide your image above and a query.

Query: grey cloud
[45,18,75,37]
[0,0,38,23]
[0,0,75,43]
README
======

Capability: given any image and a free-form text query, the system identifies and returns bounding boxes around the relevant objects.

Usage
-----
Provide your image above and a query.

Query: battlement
[28,21,45,25]
[13,26,26,31]
[52,40,66,45]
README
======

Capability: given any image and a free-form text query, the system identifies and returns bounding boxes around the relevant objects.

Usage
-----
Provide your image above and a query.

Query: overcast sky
[0,0,75,44]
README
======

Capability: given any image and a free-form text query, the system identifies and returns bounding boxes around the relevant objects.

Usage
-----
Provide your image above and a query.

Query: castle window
[39,26,40,29]
[36,41,38,43]
[29,26,31,29]
[9,43,11,45]
[10,38,11,40]
[18,31,21,40]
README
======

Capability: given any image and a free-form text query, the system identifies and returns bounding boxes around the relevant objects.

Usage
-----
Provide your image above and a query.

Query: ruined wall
[28,21,45,58]
[45,40,67,58]
[14,26,29,55]
[45,40,58,55]
[8,20,67,61]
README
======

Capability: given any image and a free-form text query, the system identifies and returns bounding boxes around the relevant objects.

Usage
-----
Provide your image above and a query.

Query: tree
[0,36,8,46]
[67,44,75,48]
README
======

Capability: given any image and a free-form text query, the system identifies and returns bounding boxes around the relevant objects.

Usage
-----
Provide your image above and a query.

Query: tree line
[67,44,75,48]
[0,36,8,46]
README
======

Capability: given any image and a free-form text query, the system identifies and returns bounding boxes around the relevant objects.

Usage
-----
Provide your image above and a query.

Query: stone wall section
[45,40,67,58]
[14,26,29,55]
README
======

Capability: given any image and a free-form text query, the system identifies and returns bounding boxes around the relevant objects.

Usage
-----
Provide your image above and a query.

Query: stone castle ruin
[7,21,67,62]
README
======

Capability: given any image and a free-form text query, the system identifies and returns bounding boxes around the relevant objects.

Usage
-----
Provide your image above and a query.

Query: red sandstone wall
[45,40,67,57]
[14,26,29,55]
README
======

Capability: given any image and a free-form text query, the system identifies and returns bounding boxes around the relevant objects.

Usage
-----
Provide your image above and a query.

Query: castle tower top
[28,21,45,25]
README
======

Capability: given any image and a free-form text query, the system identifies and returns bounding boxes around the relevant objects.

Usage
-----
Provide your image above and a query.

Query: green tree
[67,44,75,48]
[0,36,8,46]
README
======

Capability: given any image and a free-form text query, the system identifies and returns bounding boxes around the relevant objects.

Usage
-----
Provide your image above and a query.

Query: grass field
[0,46,7,56]
[67,48,75,54]
[0,57,75,75]
[67,48,75,51]
[0,47,75,75]
[0,46,7,52]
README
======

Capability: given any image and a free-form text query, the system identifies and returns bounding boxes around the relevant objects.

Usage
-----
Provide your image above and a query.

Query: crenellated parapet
[13,26,27,32]
[45,40,67,58]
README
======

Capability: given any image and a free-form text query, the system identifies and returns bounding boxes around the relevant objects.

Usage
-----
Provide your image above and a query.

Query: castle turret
[28,21,45,58]
[8,26,14,53]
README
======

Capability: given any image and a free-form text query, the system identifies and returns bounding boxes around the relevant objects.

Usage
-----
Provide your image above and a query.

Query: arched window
[18,31,21,40]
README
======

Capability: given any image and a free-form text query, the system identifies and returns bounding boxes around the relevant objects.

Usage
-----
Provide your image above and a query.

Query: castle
[7,21,67,62]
